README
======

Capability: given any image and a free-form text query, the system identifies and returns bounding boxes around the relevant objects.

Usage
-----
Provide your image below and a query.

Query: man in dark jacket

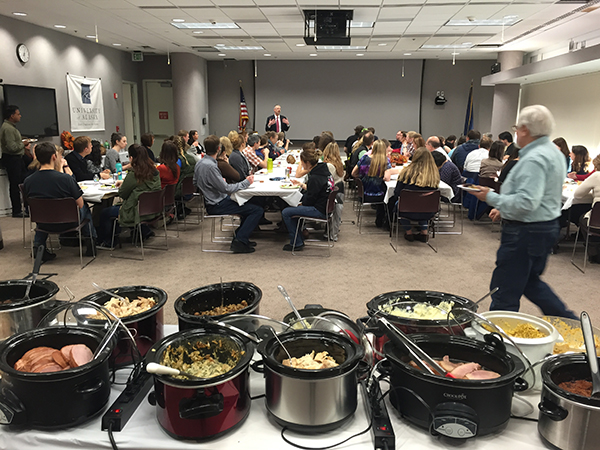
[281,149,333,251]
[265,105,290,133]
[499,131,519,160]
[451,130,481,173]
[66,136,108,182]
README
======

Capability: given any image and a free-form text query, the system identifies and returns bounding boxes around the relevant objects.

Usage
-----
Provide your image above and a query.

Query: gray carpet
[0,197,597,326]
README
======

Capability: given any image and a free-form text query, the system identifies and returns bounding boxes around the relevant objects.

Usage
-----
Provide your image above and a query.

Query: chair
[354,178,389,234]
[436,188,464,235]
[110,189,168,260]
[178,176,202,230]
[27,197,95,269]
[163,184,179,238]
[291,188,338,257]
[473,177,501,228]
[18,183,31,249]
[390,189,441,253]
[571,203,600,273]
[199,192,240,253]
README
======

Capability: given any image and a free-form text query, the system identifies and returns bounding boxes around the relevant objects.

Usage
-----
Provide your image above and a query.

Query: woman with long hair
[103,132,130,173]
[187,129,204,160]
[391,148,440,242]
[157,140,180,188]
[351,139,392,228]
[217,138,241,184]
[97,144,160,247]
[568,145,594,181]
[553,137,570,173]
[323,142,345,241]
[479,140,505,178]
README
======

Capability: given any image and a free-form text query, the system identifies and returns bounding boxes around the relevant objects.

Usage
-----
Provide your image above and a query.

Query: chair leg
[163,214,169,249]
[570,228,586,273]
[292,218,303,256]
[390,214,399,253]
[427,218,438,253]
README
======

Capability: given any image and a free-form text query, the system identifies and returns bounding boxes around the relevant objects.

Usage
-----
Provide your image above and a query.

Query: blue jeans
[206,197,263,245]
[399,218,428,231]
[490,219,577,319]
[34,204,97,247]
[281,205,326,246]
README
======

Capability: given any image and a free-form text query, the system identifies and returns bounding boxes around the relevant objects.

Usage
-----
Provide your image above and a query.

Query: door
[122,81,139,144]
[144,80,174,142]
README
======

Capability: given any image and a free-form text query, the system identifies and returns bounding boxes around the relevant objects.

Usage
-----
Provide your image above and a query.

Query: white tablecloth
[384,176,454,204]
[79,181,119,203]
[231,164,303,207]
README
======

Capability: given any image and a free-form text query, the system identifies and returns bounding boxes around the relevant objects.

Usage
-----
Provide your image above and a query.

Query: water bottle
[93,174,99,183]
[104,140,110,150]
[267,158,273,173]
[115,162,123,180]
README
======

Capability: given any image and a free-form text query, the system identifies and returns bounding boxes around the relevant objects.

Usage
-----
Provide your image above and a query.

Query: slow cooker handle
[75,379,105,396]
[513,377,529,392]
[179,390,224,420]
[538,398,568,421]
[0,389,26,426]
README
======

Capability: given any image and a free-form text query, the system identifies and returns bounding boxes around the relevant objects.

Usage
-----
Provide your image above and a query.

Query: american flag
[239,86,249,132]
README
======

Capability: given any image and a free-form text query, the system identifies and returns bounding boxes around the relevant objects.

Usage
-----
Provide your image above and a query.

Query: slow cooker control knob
[0,391,26,426]
[431,402,478,439]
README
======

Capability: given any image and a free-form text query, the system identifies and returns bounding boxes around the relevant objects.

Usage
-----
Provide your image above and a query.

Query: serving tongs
[581,311,600,398]
[378,317,455,378]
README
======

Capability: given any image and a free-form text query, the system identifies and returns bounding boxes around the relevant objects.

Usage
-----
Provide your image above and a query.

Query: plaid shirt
[242,146,263,169]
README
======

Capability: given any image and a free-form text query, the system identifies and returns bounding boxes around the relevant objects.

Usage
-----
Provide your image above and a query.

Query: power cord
[108,422,119,450]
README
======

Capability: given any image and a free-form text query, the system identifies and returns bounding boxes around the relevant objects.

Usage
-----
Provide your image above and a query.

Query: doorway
[143,80,174,142]
[122,81,140,144]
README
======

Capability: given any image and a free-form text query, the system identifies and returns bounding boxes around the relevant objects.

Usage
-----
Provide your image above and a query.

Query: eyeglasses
[511,125,520,131]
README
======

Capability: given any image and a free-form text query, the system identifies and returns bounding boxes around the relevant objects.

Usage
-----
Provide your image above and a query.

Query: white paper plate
[458,184,494,193]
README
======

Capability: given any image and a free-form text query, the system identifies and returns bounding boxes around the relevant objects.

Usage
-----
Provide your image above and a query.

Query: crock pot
[0,280,60,341]
[383,333,526,438]
[77,285,167,366]
[145,324,254,440]
[257,329,365,432]
[0,326,112,429]
[538,353,600,450]
[175,282,261,330]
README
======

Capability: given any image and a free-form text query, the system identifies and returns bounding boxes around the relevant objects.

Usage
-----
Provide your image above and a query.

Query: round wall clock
[17,43,30,63]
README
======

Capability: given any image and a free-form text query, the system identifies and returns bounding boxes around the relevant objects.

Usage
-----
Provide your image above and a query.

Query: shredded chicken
[88,296,156,319]
[283,351,339,370]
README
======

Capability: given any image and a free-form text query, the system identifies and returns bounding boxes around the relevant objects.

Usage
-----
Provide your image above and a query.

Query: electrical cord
[108,422,119,450]
[251,394,266,400]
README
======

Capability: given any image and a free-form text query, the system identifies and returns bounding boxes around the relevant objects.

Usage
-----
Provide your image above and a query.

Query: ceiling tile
[180,7,231,22]
[126,0,171,5]
[169,0,213,5]
[455,4,507,21]
[261,7,302,17]
[352,8,380,22]
[379,6,422,21]
[373,21,410,34]
[221,7,267,21]
[296,0,339,5]
[351,28,375,36]
[254,0,297,5]
[210,0,256,6]
[239,22,278,34]
[383,0,426,5]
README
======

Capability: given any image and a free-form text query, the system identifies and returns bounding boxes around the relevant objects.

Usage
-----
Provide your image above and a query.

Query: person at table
[479,140,505,179]
[229,134,252,179]
[295,142,315,178]
[266,131,284,159]
[402,131,417,158]
[323,142,345,241]
[277,132,290,152]
[157,141,180,189]
[499,131,518,161]
[217,140,241,184]
[242,134,269,173]
[451,130,481,173]
[472,105,577,319]
[86,140,108,178]
[0,104,29,217]
[196,135,262,254]
[24,142,97,261]
[391,131,406,150]
[140,133,157,163]
[498,148,519,184]
[97,145,160,248]
[573,153,600,263]
[281,148,333,252]
[188,129,205,159]
[265,105,290,134]
[388,148,440,242]
[103,132,130,173]
[426,136,450,161]
[344,125,363,157]
[352,139,393,229]
[432,151,462,204]
[463,137,492,179]
[567,145,594,181]
[348,131,374,178]
[552,137,570,173]
[445,135,457,151]
[169,135,196,219]
[66,136,109,182]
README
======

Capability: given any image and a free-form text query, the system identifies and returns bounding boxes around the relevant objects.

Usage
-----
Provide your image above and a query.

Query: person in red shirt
[157,140,180,188]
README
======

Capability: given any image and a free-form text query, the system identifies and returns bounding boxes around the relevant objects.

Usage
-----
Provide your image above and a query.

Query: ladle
[277,285,307,329]
[580,311,600,398]
[146,362,204,380]
[92,282,127,302]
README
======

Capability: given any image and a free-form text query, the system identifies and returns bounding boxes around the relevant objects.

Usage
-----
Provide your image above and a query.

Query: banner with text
[66,74,105,132]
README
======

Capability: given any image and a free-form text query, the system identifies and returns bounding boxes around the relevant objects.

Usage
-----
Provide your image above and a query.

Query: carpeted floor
[0,195,598,326]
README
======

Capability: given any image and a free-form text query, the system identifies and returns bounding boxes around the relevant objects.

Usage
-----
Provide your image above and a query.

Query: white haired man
[473,105,576,319]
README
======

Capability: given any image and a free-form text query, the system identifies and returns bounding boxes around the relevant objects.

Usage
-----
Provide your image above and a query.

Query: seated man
[266,131,284,159]
[195,135,263,254]
[24,142,97,261]
[242,134,268,172]
[66,136,110,182]
[432,151,462,203]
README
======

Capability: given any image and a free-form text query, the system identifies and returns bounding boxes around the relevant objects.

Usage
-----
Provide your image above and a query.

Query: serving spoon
[92,282,127,302]
[580,311,600,398]
[277,285,307,329]
[146,362,204,380]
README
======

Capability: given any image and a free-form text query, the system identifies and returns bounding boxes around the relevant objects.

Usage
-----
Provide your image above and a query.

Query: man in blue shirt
[451,130,480,173]
[473,105,576,319]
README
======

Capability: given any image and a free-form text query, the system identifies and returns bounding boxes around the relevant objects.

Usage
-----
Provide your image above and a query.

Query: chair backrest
[589,203,600,231]
[28,197,80,224]
[326,188,339,215]
[18,183,28,208]
[398,189,441,214]
[354,177,364,198]
[478,176,500,192]
[163,184,176,207]
[181,176,195,197]
[138,189,165,217]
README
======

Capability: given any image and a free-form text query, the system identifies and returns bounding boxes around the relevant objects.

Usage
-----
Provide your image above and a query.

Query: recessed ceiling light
[421,43,473,49]
[13,12,27,16]
[86,35,96,39]
[218,53,226,57]
[445,16,520,27]
[309,53,317,57]
[350,21,373,28]
[193,31,204,34]
[451,52,460,56]
[112,43,122,46]
[296,43,305,47]
[216,44,225,47]
[315,45,366,51]
[215,46,264,51]
[404,53,412,56]
[356,53,364,57]
[54,25,66,29]
[378,43,387,46]
[171,22,239,29]
[264,53,271,56]
[172,19,185,23]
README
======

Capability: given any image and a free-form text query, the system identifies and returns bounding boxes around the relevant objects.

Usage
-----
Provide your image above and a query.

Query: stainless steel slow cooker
[538,354,600,450]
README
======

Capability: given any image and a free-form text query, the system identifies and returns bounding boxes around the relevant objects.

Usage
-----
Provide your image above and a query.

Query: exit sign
[158,111,169,120]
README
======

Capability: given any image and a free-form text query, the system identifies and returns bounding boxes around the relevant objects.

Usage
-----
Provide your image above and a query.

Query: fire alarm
[114,93,118,99]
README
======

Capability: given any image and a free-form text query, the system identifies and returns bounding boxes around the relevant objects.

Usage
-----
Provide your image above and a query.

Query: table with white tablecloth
[79,180,119,203]
[230,164,304,207]
[384,175,455,204]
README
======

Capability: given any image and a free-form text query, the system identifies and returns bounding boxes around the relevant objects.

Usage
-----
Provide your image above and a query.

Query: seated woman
[389,148,440,242]
[85,140,110,179]
[281,148,333,251]
[568,145,594,181]
[553,137,571,173]
[96,145,161,247]
[574,154,600,263]
[479,140,504,179]
[295,142,315,178]
[351,139,392,228]
[169,135,196,218]
[323,142,345,241]
[217,139,241,184]
[157,140,180,188]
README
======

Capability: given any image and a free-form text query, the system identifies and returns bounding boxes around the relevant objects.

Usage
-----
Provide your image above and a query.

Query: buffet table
[0,325,553,450]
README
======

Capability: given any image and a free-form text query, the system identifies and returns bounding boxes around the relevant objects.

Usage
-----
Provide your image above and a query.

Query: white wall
[520,71,600,156]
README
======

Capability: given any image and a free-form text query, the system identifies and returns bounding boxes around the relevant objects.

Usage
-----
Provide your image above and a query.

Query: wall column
[490,51,524,137]
[171,52,209,139]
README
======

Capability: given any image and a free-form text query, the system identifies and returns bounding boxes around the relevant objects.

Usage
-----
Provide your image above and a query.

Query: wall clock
[17,43,30,64]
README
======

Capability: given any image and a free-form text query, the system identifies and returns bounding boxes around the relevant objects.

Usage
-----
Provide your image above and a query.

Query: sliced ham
[20,346,54,361]
[60,345,77,366]
[450,362,480,378]
[52,350,70,369]
[33,363,64,373]
[69,345,93,367]
[465,370,501,380]
[439,355,464,373]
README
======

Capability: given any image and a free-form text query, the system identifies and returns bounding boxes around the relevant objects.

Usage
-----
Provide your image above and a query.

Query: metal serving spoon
[92,282,127,302]
[580,311,600,398]
[277,285,307,329]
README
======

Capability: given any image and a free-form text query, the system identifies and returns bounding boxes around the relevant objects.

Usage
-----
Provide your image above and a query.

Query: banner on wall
[66,73,105,132]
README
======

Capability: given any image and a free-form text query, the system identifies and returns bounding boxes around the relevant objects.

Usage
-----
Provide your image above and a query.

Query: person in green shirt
[0,105,29,217]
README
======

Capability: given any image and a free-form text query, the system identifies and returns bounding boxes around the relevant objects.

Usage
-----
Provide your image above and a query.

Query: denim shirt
[486,136,563,222]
